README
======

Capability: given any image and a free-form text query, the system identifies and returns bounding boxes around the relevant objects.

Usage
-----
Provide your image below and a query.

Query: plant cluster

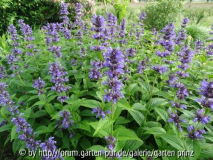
[144,0,183,30]
[1,2,213,160]
[0,0,94,36]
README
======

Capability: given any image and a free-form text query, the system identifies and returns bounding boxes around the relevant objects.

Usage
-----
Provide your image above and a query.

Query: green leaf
[80,100,101,109]
[96,91,103,101]
[199,143,213,158]
[145,121,162,128]
[128,83,139,95]
[23,108,31,119]
[44,104,55,115]
[132,103,146,111]
[36,126,54,136]
[47,95,57,103]
[0,124,13,133]
[182,110,194,118]
[138,81,150,93]
[205,135,213,142]
[11,125,17,141]
[18,95,29,103]
[124,140,143,151]
[113,105,122,120]
[144,127,166,135]
[81,109,94,117]
[154,108,168,122]
[47,91,56,97]
[154,91,171,99]
[62,135,70,149]
[12,139,22,154]
[74,72,85,79]
[32,101,45,107]
[68,99,83,111]
[80,137,91,150]
[90,117,114,136]
[95,157,105,160]
[159,134,185,150]
[129,110,144,126]
[87,145,105,151]
[79,120,91,132]
[114,126,143,148]
[117,101,145,126]
[115,116,130,125]
[117,99,131,110]
[27,90,38,94]
[64,157,75,160]
[193,141,201,160]
[31,110,48,118]
[150,98,168,110]
[27,95,39,102]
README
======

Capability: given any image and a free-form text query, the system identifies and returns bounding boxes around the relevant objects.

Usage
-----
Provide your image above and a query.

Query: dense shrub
[0,0,77,36]
[1,2,213,160]
[144,0,182,30]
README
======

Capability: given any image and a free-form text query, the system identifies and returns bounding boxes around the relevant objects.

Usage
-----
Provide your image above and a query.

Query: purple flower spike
[0,82,19,115]
[58,110,74,129]
[170,101,187,109]
[156,50,171,57]
[199,79,213,98]
[187,125,206,140]
[48,46,62,58]
[92,107,111,120]
[49,62,70,102]
[75,3,83,17]
[176,83,189,100]
[181,17,189,28]
[40,137,63,159]
[104,135,116,151]
[8,24,19,46]
[139,11,147,21]
[120,19,126,35]
[60,3,69,24]
[151,65,169,74]
[107,13,117,27]
[193,109,210,125]
[0,66,6,79]
[197,96,213,111]
[91,15,105,39]
[137,58,149,74]
[11,113,40,150]
[168,110,186,132]
[34,77,45,95]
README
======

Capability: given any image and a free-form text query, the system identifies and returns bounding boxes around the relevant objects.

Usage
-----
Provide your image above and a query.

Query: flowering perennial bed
[0,2,213,160]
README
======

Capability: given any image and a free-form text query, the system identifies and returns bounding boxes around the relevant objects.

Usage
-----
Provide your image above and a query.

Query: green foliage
[112,0,129,23]
[0,0,12,9]
[104,0,129,23]
[144,0,183,30]
[186,25,210,47]
[0,0,77,36]
[184,7,213,25]
[1,2,213,160]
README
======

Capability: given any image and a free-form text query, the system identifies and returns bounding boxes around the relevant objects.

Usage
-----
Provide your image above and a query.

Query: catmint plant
[48,62,71,102]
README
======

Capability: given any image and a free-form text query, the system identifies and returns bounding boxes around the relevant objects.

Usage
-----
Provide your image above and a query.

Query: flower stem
[111,103,114,135]
[18,73,26,86]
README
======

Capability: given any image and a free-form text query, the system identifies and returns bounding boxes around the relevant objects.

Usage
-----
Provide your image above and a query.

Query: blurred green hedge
[0,0,76,35]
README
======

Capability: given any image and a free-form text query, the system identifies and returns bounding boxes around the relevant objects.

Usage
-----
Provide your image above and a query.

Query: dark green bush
[144,0,183,31]
[0,0,76,36]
